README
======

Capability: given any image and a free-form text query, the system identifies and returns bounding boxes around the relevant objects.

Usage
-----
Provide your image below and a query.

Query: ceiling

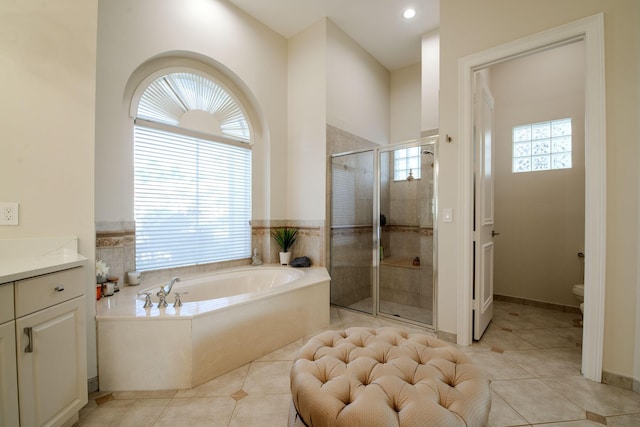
[227,0,439,71]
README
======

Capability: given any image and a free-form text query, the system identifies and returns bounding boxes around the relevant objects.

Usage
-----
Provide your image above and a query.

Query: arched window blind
[134,72,252,271]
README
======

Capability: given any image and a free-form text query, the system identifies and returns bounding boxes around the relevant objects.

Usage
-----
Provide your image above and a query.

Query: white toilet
[572,284,584,314]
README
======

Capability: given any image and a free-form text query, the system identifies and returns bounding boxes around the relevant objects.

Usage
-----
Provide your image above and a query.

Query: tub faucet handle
[174,291,189,308]
[156,287,168,308]
[138,291,153,309]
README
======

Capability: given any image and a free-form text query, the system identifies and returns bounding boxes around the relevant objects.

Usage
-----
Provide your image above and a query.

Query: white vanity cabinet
[0,282,19,427]
[11,267,87,427]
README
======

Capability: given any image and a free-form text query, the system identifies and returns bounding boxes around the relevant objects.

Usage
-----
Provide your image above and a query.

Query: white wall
[390,63,421,143]
[422,30,440,132]
[287,20,327,221]
[0,0,98,378]
[326,20,390,145]
[96,0,288,223]
[440,0,639,379]
[491,41,585,307]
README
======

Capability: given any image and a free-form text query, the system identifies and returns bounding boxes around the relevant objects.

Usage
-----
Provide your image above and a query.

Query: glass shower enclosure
[329,137,437,327]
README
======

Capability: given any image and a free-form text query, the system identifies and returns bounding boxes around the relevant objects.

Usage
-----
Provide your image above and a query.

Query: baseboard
[602,370,634,390]
[437,330,457,344]
[88,376,99,393]
[494,294,582,314]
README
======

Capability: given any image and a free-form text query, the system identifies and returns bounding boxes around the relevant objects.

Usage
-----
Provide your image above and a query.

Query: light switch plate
[443,208,453,223]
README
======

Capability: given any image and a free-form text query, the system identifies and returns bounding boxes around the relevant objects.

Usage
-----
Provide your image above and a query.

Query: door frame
[456,14,606,382]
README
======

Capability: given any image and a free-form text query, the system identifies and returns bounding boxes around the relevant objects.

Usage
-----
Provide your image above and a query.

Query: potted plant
[271,226,298,265]
[96,259,109,284]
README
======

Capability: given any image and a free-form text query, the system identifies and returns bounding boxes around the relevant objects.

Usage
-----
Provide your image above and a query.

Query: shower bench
[289,327,490,427]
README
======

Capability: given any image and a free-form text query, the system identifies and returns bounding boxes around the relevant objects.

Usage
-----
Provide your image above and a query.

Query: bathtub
[96,266,330,391]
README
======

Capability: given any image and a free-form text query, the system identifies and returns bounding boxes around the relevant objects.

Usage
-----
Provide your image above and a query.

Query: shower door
[377,140,436,325]
[330,137,437,327]
[329,150,375,314]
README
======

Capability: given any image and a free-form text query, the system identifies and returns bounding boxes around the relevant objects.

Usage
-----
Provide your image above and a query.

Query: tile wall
[95,220,323,289]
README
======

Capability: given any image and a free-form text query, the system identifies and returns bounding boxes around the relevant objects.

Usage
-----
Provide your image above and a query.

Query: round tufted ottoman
[290,327,490,427]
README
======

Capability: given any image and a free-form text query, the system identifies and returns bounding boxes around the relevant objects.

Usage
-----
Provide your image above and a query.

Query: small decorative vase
[279,252,291,266]
[97,274,107,284]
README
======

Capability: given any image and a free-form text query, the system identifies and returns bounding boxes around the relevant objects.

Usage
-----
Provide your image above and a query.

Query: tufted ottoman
[290,327,490,427]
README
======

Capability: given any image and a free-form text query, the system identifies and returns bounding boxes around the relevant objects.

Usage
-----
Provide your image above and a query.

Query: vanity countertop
[0,237,87,283]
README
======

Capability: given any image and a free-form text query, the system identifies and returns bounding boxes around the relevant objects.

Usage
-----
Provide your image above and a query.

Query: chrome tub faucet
[163,277,181,295]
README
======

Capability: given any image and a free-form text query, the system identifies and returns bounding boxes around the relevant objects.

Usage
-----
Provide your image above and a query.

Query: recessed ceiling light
[403,8,416,19]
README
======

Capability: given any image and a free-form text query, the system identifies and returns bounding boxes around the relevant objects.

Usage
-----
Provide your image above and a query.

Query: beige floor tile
[512,328,577,348]
[77,407,127,426]
[503,347,582,377]
[243,360,294,394]
[92,398,139,408]
[112,390,177,400]
[78,398,170,427]
[542,376,640,416]
[477,324,538,351]
[491,313,540,330]
[467,350,532,381]
[488,390,529,427]
[518,311,575,328]
[174,364,250,398]
[154,396,236,427]
[545,326,584,344]
[531,420,604,426]
[494,301,541,316]
[456,340,493,353]
[337,309,385,328]
[228,394,291,427]
[606,413,640,426]
[491,379,585,424]
[256,339,303,362]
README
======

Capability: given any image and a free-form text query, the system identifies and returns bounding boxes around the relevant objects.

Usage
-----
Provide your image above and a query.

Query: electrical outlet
[0,202,19,225]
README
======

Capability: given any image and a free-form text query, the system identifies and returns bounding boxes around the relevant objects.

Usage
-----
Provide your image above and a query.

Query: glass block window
[512,118,572,173]
[393,147,421,181]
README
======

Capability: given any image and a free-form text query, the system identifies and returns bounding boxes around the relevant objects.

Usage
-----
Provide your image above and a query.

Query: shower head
[423,149,434,155]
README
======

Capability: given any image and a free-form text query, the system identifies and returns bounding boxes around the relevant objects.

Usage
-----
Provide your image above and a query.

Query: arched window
[134,71,252,271]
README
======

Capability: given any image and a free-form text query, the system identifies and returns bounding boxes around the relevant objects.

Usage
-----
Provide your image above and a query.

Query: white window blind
[134,126,251,271]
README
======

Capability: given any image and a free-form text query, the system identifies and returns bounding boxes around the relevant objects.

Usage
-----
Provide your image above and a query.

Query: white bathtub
[137,267,305,306]
[96,266,330,391]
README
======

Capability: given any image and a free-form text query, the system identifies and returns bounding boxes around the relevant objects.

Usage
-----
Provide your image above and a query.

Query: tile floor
[348,296,432,324]
[77,301,640,426]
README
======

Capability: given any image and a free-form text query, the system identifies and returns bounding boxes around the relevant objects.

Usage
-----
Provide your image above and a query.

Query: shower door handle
[492,230,500,237]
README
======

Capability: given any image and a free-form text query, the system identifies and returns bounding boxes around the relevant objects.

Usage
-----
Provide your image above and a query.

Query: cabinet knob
[54,286,65,292]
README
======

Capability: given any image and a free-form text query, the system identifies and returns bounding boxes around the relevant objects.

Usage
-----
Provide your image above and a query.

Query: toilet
[572,284,584,314]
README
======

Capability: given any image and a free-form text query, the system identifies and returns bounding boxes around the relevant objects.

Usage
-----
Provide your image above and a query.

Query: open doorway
[474,41,586,341]
[458,14,606,382]
[491,41,585,314]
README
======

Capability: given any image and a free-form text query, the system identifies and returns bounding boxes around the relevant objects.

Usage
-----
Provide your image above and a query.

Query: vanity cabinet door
[16,296,87,427]
[0,320,19,427]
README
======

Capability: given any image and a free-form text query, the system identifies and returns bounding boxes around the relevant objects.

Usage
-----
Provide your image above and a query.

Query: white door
[473,72,495,340]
